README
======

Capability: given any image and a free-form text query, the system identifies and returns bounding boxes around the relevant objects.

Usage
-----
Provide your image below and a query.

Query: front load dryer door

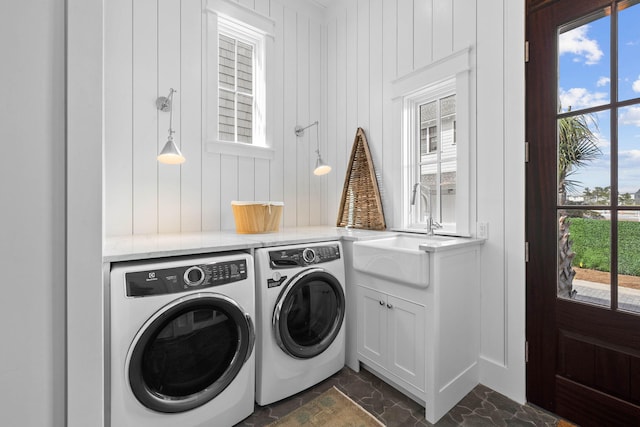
[273,268,345,359]
[127,293,254,413]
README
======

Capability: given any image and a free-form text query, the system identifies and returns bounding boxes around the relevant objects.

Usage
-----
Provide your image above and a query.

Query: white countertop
[103,226,391,262]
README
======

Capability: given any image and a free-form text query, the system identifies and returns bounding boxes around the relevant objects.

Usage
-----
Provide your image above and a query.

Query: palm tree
[557,112,601,204]
[557,111,601,298]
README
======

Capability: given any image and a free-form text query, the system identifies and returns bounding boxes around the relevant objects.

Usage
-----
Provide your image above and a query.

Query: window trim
[391,47,472,237]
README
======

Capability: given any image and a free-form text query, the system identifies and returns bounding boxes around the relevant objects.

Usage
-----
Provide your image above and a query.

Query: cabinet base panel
[359,362,426,406]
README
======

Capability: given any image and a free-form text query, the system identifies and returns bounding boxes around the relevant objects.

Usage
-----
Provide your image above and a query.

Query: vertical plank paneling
[283,7,298,227]
[335,8,348,224]
[238,157,255,200]
[369,0,384,215]
[180,0,203,232]
[132,0,159,234]
[346,1,358,168]
[382,0,397,226]
[326,17,338,224]
[319,23,329,225]
[414,0,433,69]
[453,0,475,51]
[269,1,285,214]
[201,11,221,231]
[220,154,239,230]
[397,0,414,76]
[255,0,270,17]
[296,13,310,226]
[105,0,133,236]
[254,158,270,200]
[157,0,182,233]
[433,0,454,60]
[357,0,370,131]
[309,19,322,225]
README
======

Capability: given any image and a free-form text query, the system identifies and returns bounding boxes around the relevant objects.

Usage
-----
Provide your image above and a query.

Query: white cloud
[621,149,640,161]
[619,106,640,126]
[559,25,604,65]
[633,75,640,93]
[597,76,610,87]
[559,87,608,110]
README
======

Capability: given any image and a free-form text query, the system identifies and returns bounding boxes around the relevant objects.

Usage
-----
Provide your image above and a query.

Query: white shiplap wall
[104,0,327,236]
[104,0,526,404]
[323,0,526,404]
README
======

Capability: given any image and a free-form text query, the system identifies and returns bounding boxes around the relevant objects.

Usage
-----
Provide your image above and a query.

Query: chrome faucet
[411,183,442,235]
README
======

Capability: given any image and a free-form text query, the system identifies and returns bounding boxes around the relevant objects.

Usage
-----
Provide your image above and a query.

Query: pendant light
[156,88,185,164]
[294,120,331,176]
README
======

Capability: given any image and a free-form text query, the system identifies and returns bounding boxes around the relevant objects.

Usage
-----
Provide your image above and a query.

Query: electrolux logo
[147,272,157,281]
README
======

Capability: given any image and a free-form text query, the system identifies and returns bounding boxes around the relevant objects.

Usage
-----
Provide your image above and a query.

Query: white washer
[254,241,346,405]
[109,252,255,427]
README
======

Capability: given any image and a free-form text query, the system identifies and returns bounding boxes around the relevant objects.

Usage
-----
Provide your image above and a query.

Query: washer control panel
[125,258,248,297]
[269,244,340,269]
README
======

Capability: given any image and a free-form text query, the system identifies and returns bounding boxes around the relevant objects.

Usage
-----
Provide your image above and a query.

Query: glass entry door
[527,0,640,424]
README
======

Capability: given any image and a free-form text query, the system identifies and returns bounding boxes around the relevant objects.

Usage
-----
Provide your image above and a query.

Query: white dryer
[109,252,255,427]
[254,242,346,405]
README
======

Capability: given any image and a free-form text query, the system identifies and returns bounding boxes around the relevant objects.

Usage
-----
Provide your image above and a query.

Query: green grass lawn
[567,217,640,276]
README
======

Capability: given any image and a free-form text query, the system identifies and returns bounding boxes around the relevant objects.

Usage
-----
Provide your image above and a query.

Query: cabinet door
[357,286,387,367]
[387,295,425,391]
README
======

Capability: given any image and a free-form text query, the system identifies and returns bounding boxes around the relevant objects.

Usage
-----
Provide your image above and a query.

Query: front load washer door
[273,268,345,359]
[127,293,254,413]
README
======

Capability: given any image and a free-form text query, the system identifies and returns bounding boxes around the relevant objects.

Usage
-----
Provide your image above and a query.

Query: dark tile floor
[236,367,564,427]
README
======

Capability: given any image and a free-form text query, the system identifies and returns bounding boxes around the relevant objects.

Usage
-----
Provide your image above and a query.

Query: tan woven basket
[231,201,283,234]
[336,128,386,230]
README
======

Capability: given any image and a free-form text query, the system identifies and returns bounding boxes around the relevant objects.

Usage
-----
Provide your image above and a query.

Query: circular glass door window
[128,294,254,413]
[274,268,345,359]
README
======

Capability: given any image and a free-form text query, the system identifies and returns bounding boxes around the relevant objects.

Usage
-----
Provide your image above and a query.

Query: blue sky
[558,2,640,196]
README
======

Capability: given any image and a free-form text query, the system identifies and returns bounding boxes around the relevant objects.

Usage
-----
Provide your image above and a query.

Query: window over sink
[392,48,472,236]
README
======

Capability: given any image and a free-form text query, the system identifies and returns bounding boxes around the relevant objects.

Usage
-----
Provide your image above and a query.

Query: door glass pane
[143,308,238,397]
[618,0,640,102]
[286,280,339,347]
[618,210,640,313]
[618,105,640,205]
[558,210,611,307]
[558,11,610,113]
[557,111,610,205]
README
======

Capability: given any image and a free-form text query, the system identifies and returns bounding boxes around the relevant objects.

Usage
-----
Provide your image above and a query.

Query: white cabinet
[349,237,484,424]
[357,286,425,394]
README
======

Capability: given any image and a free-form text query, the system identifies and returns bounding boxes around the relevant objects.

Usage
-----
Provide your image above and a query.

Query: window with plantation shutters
[218,33,254,143]
[215,14,266,148]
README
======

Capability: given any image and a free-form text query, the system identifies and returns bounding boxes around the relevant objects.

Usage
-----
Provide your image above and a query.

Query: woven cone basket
[336,128,386,230]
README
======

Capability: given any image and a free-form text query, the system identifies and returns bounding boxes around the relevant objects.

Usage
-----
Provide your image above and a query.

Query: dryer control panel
[125,259,248,297]
[269,244,341,269]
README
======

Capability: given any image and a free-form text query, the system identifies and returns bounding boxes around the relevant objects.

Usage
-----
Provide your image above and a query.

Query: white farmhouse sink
[353,235,432,288]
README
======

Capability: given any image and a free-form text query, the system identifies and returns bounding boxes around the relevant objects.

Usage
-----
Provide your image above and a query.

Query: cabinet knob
[379,300,385,306]
[386,304,393,309]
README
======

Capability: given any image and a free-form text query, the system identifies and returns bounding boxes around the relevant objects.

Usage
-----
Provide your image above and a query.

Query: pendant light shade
[157,135,185,164]
[156,88,185,165]
[314,150,331,176]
